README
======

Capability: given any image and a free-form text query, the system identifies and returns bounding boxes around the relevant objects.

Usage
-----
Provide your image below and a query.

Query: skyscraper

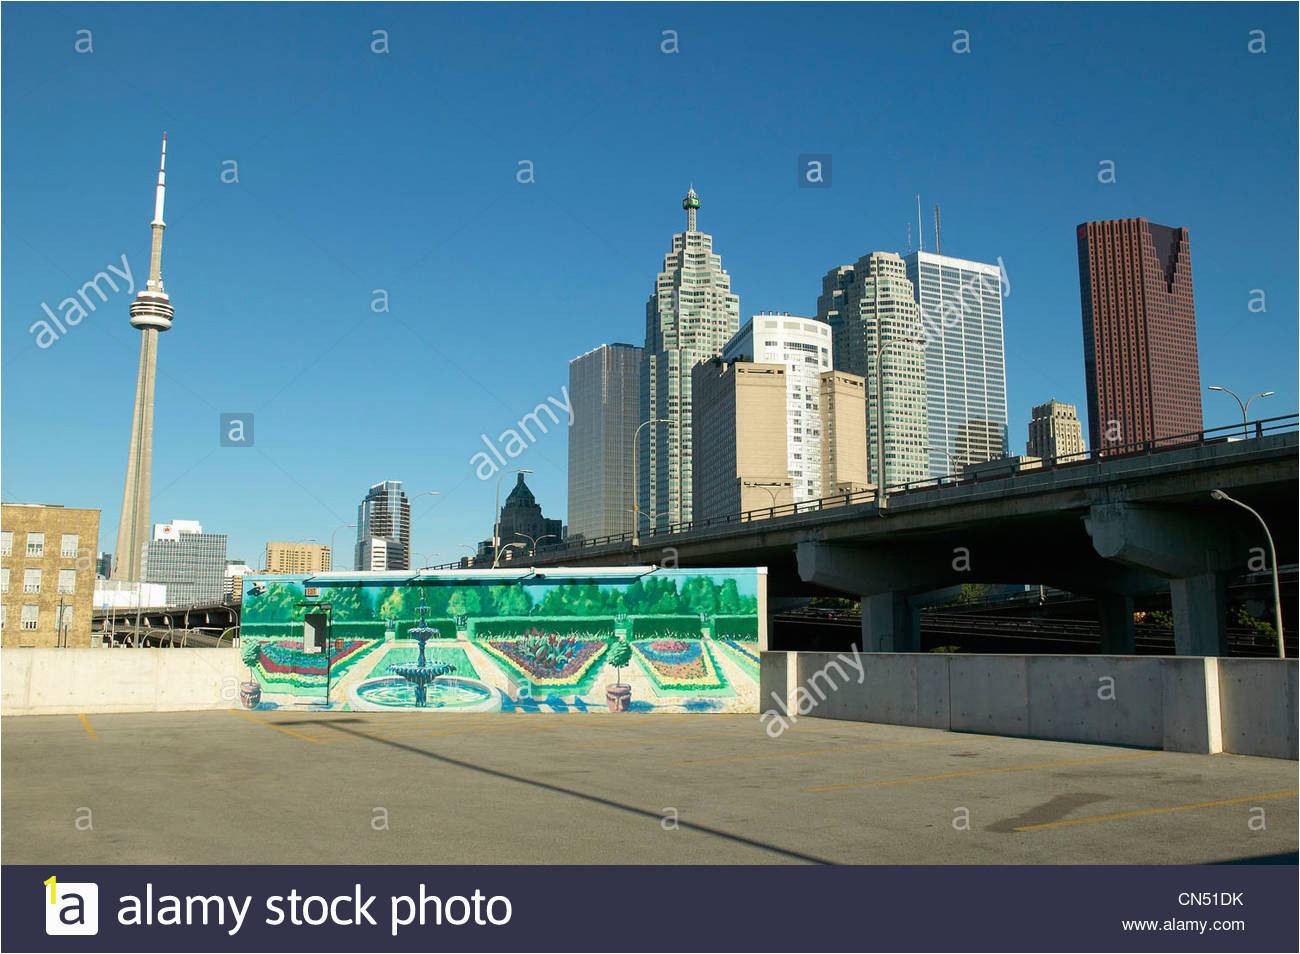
[568,343,643,541]
[355,480,410,571]
[1077,218,1202,451]
[113,136,174,582]
[1027,399,1086,462]
[817,252,930,486]
[640,189,741,531]
[903,251,1009,475]
[142,519,227,606]
[722,314,834,502]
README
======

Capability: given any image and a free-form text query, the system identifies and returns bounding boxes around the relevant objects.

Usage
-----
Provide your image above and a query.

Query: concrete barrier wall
[1218,658,1298,760]
[2,648,243,715]
[760,652,1296,759]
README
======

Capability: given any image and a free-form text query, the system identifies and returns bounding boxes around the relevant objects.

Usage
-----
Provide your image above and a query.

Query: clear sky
[2,3,1296,568]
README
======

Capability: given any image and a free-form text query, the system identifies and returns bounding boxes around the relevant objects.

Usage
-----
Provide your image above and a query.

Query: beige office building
[819,371,872,497]
[1026,399,1086,462]
[692,359,871,521]
[1,503,100,647]
[264,541,332,574]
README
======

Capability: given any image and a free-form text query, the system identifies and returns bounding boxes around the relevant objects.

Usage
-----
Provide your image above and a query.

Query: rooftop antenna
[934,203,941,255]
[916,194,924,252]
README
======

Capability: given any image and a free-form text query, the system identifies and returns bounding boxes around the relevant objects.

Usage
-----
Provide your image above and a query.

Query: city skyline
[2,5,1296,565]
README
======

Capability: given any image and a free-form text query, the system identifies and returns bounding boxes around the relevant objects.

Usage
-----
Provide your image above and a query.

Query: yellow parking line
[1014,789,1300,831]
[672,735,997,765]
[570,731,749,749]
[229,709,329,743]
[77,714,98,739]
[805,750,1159,792]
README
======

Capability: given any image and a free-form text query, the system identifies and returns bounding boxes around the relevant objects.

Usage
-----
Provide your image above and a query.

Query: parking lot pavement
[3,710,1296,865]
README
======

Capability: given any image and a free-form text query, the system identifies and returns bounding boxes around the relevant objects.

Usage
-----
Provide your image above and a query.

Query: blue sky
[2,3,1296,567]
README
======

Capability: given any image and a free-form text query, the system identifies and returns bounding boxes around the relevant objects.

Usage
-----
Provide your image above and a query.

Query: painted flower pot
[606,683,631,712]
[239,681,262,709]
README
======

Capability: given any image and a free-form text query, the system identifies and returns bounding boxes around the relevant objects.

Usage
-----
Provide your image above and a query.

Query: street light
[1207,386,1274,439]
[741,481,786,517]
[492,470,532,568]
[632,418,673,548]
[1210,489,1285,658]
[330,524,355,571]
[515,532,557,557]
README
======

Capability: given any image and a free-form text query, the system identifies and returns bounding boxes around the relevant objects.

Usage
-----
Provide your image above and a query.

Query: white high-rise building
[904,251,1009,476]
[816,252,930,487]
[722,314,833,502]
[640,189,741,530]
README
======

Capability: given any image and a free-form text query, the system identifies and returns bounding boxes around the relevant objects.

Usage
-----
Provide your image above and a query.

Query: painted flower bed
[255,639,371,677]
[631,638,724,690]
[715,638,760,678]
[477,630,608,688]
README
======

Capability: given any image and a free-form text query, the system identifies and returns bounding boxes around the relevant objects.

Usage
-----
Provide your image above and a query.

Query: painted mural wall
[238,568,764,713]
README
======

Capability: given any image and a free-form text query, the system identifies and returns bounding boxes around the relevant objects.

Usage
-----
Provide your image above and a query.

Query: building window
[23,569,42,594]
[58,569,76,594]
[61,534,79,558]
[0,531,11,557]
[26,532,44,557]
[21,605,39,631]
[0,605,5,629]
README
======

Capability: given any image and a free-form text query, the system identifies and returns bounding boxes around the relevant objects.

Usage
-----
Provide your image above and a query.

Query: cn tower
[112,135,174,582]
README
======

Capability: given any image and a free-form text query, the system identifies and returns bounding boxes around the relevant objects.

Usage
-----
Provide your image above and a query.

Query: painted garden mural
[238,568,763,713]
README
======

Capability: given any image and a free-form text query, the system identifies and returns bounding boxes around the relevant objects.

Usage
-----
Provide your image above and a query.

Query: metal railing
[482,412,1295,563]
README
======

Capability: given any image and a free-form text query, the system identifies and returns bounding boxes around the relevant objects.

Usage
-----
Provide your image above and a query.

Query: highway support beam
[1085,502,1243,656]
[796,542,922,652]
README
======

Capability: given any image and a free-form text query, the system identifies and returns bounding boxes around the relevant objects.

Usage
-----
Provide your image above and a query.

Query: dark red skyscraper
[1077,218,1202,451]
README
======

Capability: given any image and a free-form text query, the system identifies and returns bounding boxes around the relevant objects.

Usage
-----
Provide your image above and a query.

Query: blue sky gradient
[2,3,1296,566]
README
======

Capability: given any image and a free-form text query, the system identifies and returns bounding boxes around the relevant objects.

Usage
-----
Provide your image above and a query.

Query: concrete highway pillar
[1097,594,1135,654]
[862,592,919,652]
[1086,502,1244,657]
[1170,571,1229,656]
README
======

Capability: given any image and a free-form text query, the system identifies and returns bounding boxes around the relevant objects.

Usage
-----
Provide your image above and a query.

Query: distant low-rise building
[264,542,331,575]
[1,502,100,647]
[94,579,168,610]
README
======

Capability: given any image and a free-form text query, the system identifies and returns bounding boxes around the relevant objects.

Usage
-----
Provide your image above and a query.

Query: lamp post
[1207,386,1273,439]
[408,490,440,570]
[496,542,526,566]
[1210,489,1285,658]
[492,470,532,568]
[742,481,785,518]
[874,336,926,502]
[330,524,355,571]
[515,532,557,557]
[632,418,673,548]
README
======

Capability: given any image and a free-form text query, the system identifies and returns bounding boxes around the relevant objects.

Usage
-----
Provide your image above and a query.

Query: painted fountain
[348,599,501,711]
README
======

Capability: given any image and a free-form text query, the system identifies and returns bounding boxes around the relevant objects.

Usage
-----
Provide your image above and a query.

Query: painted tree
[607,638,633,685]
[446,587,483,617]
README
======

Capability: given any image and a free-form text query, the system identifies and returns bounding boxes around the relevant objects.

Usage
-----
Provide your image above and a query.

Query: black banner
[4,864,1297,952]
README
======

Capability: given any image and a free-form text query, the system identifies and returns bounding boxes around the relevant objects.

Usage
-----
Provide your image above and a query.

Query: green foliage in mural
[241,582,304,623]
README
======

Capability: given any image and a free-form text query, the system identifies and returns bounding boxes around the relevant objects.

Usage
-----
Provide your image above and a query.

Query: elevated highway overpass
[519,417,1298,656]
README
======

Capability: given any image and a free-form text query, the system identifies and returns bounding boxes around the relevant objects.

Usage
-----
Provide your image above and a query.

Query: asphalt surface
[3,710,1296,865]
